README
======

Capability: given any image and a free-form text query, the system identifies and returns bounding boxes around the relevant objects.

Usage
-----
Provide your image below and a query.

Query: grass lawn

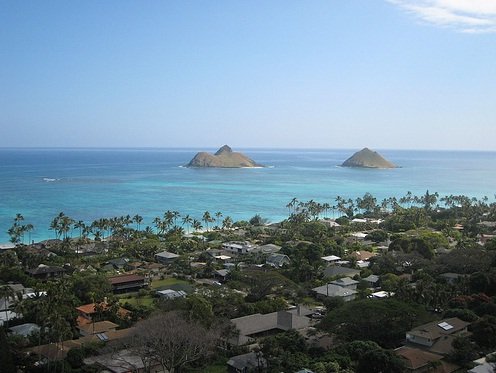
[119,295,154,308]
[150,277,191,290]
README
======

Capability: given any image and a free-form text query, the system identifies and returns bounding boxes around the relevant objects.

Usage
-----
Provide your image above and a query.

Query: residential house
[108,274,146,293]
[156,289,187,300]
[101,257,129,272]
[227,352,267,373]
[230,306,311,345]
[214,269,230,282]
[77,320,118,336]
[222,241,255,254]
[312,283,357,302]
[154,250,180,265]
[9,323,40,337]
[323,265,360,279]
[362,274,380,288]
[469,353,496,373]
[330,277,359,290]
[76,302,130,327]
[253,243,282,254]
[321,255,341,264]
[349,250,376,261]
[26,264,66,280]
[395,346,459,373]
[406,318,470,355]
[266,253,290,268]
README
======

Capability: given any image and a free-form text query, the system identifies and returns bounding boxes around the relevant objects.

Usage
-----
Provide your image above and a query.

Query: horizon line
[0,146,495,153]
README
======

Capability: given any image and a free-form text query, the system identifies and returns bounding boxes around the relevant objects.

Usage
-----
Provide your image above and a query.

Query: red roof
[108,274,145,285]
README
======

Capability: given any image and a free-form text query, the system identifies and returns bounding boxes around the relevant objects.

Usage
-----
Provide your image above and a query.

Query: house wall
[406,333,433,347]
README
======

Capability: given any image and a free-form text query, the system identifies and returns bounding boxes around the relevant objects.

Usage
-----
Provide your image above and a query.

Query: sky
[1,0,495,150]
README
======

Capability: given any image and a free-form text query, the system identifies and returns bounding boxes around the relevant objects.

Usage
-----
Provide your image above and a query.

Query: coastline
[1,148,495,243]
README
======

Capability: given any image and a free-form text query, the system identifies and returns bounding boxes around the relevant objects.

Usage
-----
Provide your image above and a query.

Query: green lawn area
[150,277,193,292]
[119,295,154,308]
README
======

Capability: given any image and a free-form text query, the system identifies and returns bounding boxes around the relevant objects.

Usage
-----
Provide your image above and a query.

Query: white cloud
[387,0,496,33]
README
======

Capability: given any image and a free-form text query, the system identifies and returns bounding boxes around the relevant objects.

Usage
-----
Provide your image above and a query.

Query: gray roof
[9,323,40,337]
[469,362,496,373]
[231,309,310,345]
[254,244,282,253]
[312,284,358,298]
[215,269,230,277]
[156,289,187,299]
[323,266,360,278]
[27,264,66,275]
[330,277,359,286]
[363,274,380,283]
[227,352,267,371]
[266,253,290,266]
[155,251,180,259]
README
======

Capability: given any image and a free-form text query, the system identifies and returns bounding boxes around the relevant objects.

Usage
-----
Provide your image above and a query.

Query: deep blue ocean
[0,148,495,243]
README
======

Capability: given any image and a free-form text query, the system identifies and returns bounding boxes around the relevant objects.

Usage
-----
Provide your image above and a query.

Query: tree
[128,311,219,373]
[470,316,496,349]
[356,349,405,373]
[202,211,214,232]
[0,327,15,372]
[249,214,267,226]
[320,299,431,348]
[133,214,143,231]
[0,285,15,327]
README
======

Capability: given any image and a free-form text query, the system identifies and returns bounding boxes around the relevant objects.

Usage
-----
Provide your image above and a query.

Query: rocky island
[187,145,264,168]
[341,147,397,169]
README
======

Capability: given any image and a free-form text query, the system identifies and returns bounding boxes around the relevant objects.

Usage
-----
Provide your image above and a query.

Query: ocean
[0,148,495,243]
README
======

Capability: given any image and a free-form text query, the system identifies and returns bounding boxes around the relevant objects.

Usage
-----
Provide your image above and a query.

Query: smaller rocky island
[341,147,397,169]
[187,145,264,168]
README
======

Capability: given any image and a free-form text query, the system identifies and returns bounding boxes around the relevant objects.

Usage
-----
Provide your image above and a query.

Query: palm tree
[24,223,34,244]
[74,220,85,239]
[0,285,15,328]
[286,198,299,215]
[222,216,233,230]
[133,214,143,231]
[214,211,223,228]
[202,211,213,232]
[171,211,180,228]
[192,219,203,233]
[164,210,175,231]
[181,214,193,234]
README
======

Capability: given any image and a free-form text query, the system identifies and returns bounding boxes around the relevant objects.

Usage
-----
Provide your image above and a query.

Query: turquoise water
[0,148,495,243]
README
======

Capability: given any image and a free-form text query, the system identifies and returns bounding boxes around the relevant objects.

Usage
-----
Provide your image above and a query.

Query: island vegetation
[2,191,496,372]
[341,147,397,168]
[187,145,264,168]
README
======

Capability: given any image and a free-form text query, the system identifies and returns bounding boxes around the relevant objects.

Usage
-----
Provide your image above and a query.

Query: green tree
[320,299,431,348]
[0,327,15,372]
[356,349,405,373]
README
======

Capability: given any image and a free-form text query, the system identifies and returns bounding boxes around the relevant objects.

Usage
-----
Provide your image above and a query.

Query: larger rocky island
[187,145,264,168]
[341,147,397,168]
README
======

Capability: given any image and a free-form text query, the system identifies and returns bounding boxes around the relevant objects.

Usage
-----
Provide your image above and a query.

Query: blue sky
[1,1,495,150]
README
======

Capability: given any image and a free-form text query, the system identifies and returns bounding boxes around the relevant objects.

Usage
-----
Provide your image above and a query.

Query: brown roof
[77,316,91,327]
[77,321,118,335]
[350,250,376,261]
[396,346,443,370]
[408,318,469,341]
[108,273,145,285]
